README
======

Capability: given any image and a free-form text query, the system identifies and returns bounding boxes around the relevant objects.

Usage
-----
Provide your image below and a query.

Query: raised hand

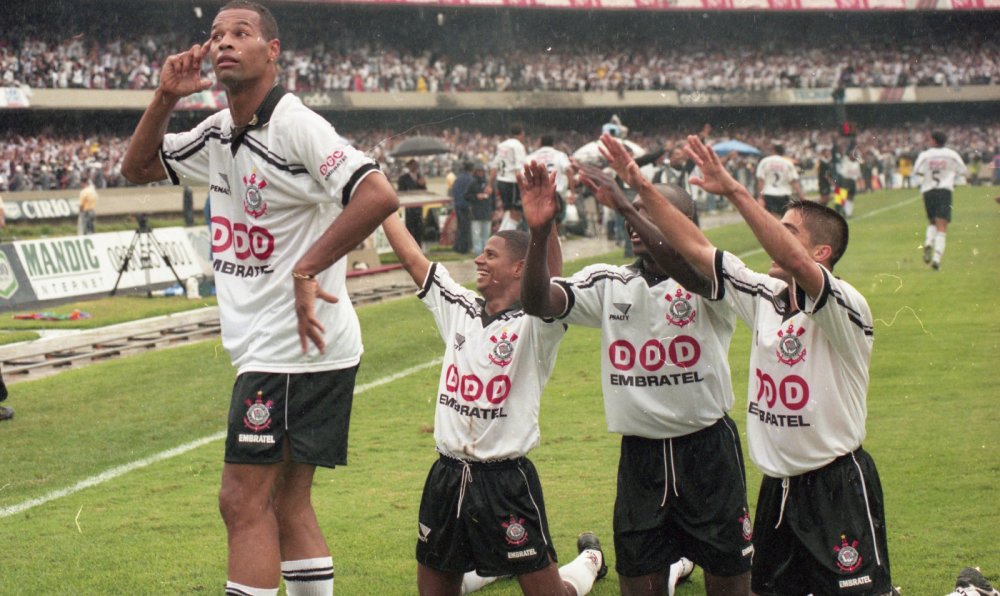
[597,132,643,188]
[517,160,559,233]
[684,135,742,197]
[574,160,630,214]
[159,41,213,100]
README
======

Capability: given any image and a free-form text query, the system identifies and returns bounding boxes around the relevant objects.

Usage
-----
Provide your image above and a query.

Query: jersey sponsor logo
[454,333,466,351]
[838,575,872,589]
[503,517,528,546]
[754,369,809,411]
[242,170,268,218]
[211,217,275,260]
[438,395,507,419]
[211,172,232,196]
[418,523,432,543]
[740,508,753,541]
[244,391,274,432]
[776,323,807,366]
[609,336,702,371]
[238,433,275,444]
[444,365,512,405]
[665,288,697,327]
[213,258,274,278]
[834,536,863,572]
[507,548,537,559]
[488,330,518,367]
[609,302,632,321]
[319,150,346,180]
[610,371,705,387]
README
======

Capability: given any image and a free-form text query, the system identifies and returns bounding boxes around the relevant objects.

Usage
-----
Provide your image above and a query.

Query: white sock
[844,200,854,218]
[499,211,518,231]
[461,571,499,595]
[558,549,602,596]
[934,232,946,263]
[225,581,278,596]
[925,224,938,248]
[666,558,694,596]
[282,557,334,596]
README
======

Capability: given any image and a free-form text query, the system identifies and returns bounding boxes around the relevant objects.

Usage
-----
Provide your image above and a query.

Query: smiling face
[474,236,522,298]
[209,8,279,89]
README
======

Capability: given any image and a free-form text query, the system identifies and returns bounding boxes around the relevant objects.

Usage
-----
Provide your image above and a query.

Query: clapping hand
[517,161,558,233]
[159,41,213,101]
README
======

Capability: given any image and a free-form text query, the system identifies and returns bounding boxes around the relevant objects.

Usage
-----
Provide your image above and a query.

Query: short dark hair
[787,199,849,268]
[540,135,554,147]
[931,131,947,147]
[493,230,529,261]
[651,184,697,223]
[218,1,279,41]
[510,124,524,137]
[773,144,785,156]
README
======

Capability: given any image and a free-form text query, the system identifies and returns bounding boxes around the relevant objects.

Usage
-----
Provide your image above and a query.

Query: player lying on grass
[380,160,608,596]
[601,131,894,596]
[519,154,749,596]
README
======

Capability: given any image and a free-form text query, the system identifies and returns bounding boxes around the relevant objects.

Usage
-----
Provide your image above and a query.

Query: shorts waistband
[437,452,525,470]
[626,414,735,446]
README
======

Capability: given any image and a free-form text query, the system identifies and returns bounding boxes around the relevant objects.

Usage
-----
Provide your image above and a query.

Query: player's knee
[218,479,273,528]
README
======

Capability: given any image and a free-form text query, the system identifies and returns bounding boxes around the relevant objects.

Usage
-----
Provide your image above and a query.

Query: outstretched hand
[597,132,643,188]
[294,277,339,355]
[684,135,743,197]
[159,41,213,100]
[517,160,559,233]
[574,160,631,214]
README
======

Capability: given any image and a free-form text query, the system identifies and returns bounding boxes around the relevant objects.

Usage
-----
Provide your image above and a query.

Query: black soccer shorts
[497,180,522,212]
[416,454,557,577]
[613,415,753,578]
[751,448,892,596]
[923,189,953,222]
[763,194,792,216]
[224,367,357,468]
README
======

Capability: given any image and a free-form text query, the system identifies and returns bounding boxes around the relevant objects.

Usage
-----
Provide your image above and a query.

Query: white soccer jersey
[419,263,566,461]
[914,147,968,193]
[837,157,862,182]
[756,155,799,196]
[160,89,382,374]
[492,138,526,184]
[554,261,737,439]
[713,250,873,478]
[526,146,571,194]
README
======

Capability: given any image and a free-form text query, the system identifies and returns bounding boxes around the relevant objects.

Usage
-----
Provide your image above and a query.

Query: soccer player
[913,131,968,270]
[526,134,576,229]
[521,140,750,596]
[640,134,894,596]
[490,124,528,231]
[381,162,606,596]
[817,147,836,207]
[756,144,806,218]
[120,3,399,595]
[946,567,1000,596]
[836,150,862,219]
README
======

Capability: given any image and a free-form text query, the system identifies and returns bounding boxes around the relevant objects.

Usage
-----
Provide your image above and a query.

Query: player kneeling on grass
[380,161,607,596]
[630,133,896,596]
[519,145,749,596]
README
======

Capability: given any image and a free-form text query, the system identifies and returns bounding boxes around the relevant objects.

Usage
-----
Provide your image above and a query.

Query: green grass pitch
[0,187,997,595]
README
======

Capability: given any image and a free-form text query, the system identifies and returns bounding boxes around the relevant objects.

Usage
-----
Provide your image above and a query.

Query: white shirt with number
[713,250,873,478]
[419,263,566,461]
[914,147,968,193]
[554,261,737,438]
[526,146,572,194]
[756,155,799,196]
[159,91,382,374]
[492,138,526,184]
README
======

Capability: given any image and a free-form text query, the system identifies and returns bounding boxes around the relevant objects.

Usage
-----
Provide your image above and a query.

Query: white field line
[2,195,919,520]
[0,358,443,519]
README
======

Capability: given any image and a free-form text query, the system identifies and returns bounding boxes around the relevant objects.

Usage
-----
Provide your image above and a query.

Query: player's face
[474,236,521,296]
[770,209,816,281]
[669,148,686,168]
[208,9,278,88]
[624,197,651,257]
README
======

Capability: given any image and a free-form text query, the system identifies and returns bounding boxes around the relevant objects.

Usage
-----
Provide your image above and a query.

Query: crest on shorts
[776,323,807,366]
[243,170,268,218]
[244,391,274,432]
[665,288,696,327]
[834,536,862,572]
[739,508,753,541]
[502,517,528,546]
[454,333,466,352]
[489,330,518,367]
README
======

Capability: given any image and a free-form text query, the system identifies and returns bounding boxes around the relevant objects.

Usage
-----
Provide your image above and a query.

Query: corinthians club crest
[665,287,696,327]
[243,170,268,218]
[489,330,518,367]
[834,536,862,572]
[502,517,528,546]
[776,323,807,366]
[739,508,753,541]
[244,391,274,432]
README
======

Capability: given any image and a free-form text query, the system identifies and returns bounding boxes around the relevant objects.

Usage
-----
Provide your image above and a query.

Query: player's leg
[419,564,464,596]
[274,461,333,596]
[517,545,605,596]
[417,456,475,596]
[946,567,1000,596]
[219,461,287,594]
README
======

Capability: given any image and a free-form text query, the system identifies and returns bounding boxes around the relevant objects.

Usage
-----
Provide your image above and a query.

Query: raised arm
[685,135,825,297]
[519,161,566,317]
[122,42,213,184]
[381,207,432,288]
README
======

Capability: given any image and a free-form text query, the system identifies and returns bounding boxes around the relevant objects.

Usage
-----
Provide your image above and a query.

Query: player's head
[210,1,280,89]
[510,124,524,139]
[474,231,529,297]
[931,131,947,148]
[540,134,554,148]
[627,185,696,260]
[773,144,785,156]
[772,199,849,279]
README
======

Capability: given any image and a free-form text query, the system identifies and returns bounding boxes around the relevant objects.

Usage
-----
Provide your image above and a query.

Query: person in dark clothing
[468,164,494,256]
[398,158,427,247]
[450,162,475,254]
[183,186,195,226]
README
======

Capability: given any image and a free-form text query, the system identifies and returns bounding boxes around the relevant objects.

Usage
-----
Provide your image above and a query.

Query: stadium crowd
[3,32,999,93]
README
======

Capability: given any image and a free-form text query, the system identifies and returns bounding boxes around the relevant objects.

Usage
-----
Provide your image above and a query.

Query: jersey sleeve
[417,262,480,343]
[289,112,382,208]
[713,250,780,329]
[159,114,218,186]
[551,264,613,328]
[787,162,800,181]
[793,265,874,369]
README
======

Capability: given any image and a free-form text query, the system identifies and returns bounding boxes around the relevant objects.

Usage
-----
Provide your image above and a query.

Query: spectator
[449,161,474,254]
[397,158,426,248]
[78,179,97,235]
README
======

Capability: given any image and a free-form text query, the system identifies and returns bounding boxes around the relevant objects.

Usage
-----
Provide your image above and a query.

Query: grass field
[1,295,219,331]
[1,187,997,595]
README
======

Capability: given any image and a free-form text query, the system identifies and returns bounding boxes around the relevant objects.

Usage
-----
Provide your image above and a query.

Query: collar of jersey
[230,84,286,156]
[627,258,672,287]
[476,298,521,326]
